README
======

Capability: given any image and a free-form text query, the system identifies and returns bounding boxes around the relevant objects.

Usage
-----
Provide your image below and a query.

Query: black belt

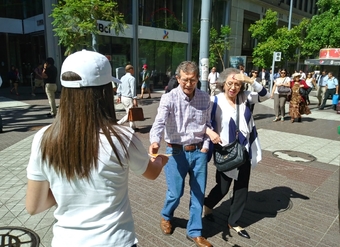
[167,142,203,152]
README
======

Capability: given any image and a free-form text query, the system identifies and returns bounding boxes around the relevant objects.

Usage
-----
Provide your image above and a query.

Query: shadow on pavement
[202,186,309,241]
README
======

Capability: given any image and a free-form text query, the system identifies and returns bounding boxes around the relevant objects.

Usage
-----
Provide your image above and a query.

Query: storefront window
[138,0,187,31]
[139,39,186,88]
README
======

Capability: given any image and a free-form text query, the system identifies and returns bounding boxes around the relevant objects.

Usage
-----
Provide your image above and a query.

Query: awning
[304,59,340,66]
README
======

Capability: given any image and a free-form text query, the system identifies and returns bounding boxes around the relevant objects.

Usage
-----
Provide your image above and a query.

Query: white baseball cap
[61,49,113,88]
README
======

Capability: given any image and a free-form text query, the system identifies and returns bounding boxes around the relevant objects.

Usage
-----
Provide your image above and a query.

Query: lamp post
[288,0,293,30]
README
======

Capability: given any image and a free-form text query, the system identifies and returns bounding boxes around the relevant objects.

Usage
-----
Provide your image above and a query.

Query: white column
[43,0,62,91]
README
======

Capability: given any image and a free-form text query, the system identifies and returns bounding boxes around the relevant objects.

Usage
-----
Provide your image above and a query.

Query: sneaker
[281,117,284,122]
[272,117,279,122]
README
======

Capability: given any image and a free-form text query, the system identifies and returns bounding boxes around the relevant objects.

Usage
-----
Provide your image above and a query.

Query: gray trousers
[273,93,287,117]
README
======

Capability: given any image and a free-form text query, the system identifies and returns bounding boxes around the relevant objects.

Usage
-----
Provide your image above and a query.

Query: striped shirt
[150,86,212,149]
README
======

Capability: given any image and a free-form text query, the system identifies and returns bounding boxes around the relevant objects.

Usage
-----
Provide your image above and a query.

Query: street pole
[270,52,275,94]
[288,0,293,30]
[199,0,212,93]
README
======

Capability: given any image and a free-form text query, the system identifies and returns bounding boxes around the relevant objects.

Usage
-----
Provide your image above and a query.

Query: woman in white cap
[289,72,311,123]
[25,50,168,247]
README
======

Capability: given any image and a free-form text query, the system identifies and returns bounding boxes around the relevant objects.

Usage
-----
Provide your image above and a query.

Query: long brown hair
[40,72,129,181]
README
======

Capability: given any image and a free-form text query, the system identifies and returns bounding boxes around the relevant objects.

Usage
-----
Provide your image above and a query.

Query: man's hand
[149,142,160,155]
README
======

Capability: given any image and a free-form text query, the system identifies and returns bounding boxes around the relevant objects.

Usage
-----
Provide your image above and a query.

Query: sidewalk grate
[0,227,40,247]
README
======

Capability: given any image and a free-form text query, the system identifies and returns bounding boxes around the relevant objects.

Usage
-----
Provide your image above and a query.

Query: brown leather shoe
[186,235,213,247]
[160,218,172,235]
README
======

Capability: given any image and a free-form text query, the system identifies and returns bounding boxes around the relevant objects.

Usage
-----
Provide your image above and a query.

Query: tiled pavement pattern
[0,87,339,247]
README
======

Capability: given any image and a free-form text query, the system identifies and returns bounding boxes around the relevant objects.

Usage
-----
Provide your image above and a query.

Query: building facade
[0,0,317,88]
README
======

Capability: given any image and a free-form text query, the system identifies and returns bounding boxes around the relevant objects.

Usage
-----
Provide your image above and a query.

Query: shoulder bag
[213,98,248,172]
[277,78,291,95]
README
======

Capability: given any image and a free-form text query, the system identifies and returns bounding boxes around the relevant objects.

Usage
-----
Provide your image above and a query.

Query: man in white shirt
[208,67,219,96]
[117,65,138,130]
[299,69,306,80]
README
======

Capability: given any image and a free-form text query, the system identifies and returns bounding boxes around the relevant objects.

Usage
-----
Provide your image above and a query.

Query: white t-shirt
[273,77,290,94]
[27,125,149,247]
[208,72,219,84]
[305,78,313,88]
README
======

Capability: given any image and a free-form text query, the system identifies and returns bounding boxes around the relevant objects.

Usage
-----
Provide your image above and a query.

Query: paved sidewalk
[0,87,339,247]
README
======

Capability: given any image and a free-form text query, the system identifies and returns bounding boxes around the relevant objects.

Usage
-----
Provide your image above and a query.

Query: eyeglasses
[179,78,198,84]
[280,72,286,74]
[253,71,258,74]
[226,81,241,88]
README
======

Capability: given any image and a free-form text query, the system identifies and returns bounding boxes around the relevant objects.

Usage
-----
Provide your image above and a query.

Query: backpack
[165,75,178,93]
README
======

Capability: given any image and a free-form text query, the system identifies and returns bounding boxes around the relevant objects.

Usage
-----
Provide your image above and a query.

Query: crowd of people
[17,50,338,246]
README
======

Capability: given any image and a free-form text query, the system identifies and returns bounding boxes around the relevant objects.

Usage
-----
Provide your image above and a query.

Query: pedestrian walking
[25,50,169,247]
[289,73,311,123]
[149,61,213,247]
[42,57,58,117]
[208,66,219,96]
[319,71,339,110]
[204,68,270,240]
[316,70,328,107]
[9,65,20,95]
[270,69,291,122]
[31,64,44,96]
[117,64,139,131]
[140,64,151,99]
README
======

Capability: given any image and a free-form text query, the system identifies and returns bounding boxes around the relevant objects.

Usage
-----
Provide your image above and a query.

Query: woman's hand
[209,131,221,144]
[233,73,254,85]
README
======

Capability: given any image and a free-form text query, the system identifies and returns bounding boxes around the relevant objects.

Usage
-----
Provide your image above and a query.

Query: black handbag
[213,99,248,172]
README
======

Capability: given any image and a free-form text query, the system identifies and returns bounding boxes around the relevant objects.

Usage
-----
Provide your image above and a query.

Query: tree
[51,0,125,55]
[209,25,231,70]
[249,9,309,68]
[301,0,340,57]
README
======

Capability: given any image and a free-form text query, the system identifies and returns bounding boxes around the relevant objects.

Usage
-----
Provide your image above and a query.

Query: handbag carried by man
[213,98,248,172]
[128,107,144,121]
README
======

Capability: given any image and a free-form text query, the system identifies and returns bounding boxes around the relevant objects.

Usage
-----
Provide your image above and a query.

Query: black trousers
[204,160,251,226]
[320,88,336,109]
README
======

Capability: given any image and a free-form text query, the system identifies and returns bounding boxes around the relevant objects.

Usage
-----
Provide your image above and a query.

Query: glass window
[138,0,187,31]
[116,0,132,24]
[0,0,42,19]
[139,39,186,88]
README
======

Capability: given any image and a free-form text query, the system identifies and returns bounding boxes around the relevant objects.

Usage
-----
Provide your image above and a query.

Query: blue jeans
[161,146,208,237]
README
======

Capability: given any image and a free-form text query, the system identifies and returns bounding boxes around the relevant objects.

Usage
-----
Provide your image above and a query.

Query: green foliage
[51,0,125,55]
[249,9,309,68]
[301,0,340,57]
[209,25,231,70]
[248,9,278,43]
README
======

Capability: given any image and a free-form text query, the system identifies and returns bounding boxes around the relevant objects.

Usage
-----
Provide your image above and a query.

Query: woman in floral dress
[289,72,311,123]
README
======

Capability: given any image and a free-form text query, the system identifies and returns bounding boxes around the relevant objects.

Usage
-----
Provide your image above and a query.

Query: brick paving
[0,86,339,247]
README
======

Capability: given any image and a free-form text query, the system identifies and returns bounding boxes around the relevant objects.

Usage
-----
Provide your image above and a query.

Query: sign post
[270,52,281,93]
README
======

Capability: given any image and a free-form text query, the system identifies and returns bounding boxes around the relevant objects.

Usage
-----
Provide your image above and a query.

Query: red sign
[319,48,340,59]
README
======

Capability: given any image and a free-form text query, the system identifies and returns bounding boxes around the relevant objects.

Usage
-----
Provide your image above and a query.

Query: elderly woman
[204,68,270,239]
[289,72,311,123]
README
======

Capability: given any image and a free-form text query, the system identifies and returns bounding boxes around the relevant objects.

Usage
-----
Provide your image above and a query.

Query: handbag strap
[235,96,240,140]
[211,96,218,128]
